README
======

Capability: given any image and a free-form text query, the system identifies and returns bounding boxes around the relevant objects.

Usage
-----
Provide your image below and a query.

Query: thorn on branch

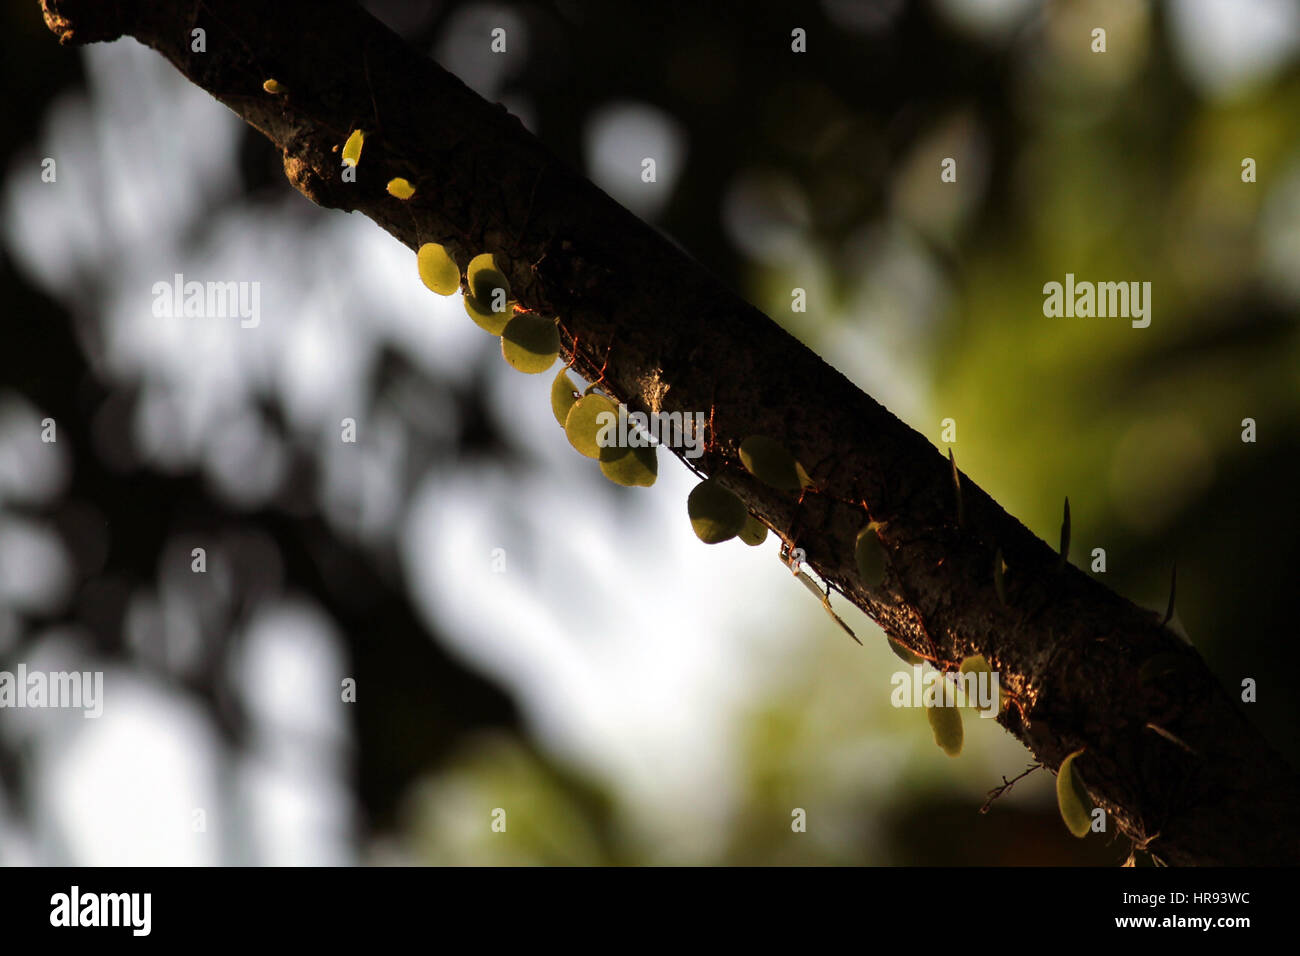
[1146,722,1197,756]
[994,548,1007,606]
[1058,496,1070,571]
[949,448,963,528]
[1162,562,1177,626]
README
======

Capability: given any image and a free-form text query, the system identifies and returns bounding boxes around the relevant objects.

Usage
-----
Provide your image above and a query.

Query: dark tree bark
[39,0,1300,865]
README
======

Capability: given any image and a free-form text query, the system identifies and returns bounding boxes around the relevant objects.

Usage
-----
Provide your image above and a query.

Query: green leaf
[564,393,618,459]
[958,654,999,713]
[796,461,815,489]
[738,513,768,547]
[687,479,747,544]
[468,253,511,302]
[464,292,512,335]
[888,638,923,665]
[1056,749,1093,838]
[417,243,460,295]
[342,129,364,167]
[926,695,964,757]
[738,436,803,492]
[599,444,657,487]
[854,523,887,588]
[501,313,559,374]
[550,369,579,426]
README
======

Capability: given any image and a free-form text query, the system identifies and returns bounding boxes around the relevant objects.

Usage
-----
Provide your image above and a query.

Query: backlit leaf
[927,696,964,757]
[464,293,512,335]
[564,393,618,459]
[599,444,657,487]
[387,177,416,199]
[342,129,364,167]
[688,479,747,544]
[501,313,559,374]
[417,243,460,295]
[738,435,803,492]
[550,369,579,426]
[1056,750,1093,838]
[738,514,767,547]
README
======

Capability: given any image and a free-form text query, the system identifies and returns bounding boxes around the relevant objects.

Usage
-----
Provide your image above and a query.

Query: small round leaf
[551,369,579,426]
[501,313,559,374]
[926,698,964,757]
[738,513,768,547]
[959,654,999,713]
[739,436,803,492]
[464,293,512,335]
[417,243,460,295]
[564,393,618,459]
[687,479,747,544]
[468,253,511,303]
[599,444,657,487]
[387,177,415,199]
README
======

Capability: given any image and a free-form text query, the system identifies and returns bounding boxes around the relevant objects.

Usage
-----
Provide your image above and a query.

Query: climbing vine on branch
[39,0,1300,865]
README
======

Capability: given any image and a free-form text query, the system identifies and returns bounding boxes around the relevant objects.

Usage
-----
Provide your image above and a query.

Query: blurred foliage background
[0,0,1297,865]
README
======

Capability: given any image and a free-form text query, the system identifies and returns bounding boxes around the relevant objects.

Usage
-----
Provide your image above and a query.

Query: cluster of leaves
[414,235,656,488]
[385,116,1095,839]
[416,243,561,373]
[685,431,1094,837]
[555,381,658,487]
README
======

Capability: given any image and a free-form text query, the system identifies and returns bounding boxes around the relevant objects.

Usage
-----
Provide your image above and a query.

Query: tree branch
[40,0,1300,864]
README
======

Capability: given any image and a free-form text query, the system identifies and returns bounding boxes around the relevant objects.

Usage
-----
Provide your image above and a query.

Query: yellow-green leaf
[468,253,511,304]
[599,444,657,487]
[687,479,747,544]
[1056,749,1093,838]
[263,79,285,94]
[564,393,618,459]
[342,129,364,167]
[501,313,559,374]
[417,243,460,295]
[738,435,803,492]
[959,654,999,713]
[738,514,767,547]
[888,638,923,665]
[464,292,512,335]
[387,177,415,199]
[927,698,963,757]
[551,369,579,426]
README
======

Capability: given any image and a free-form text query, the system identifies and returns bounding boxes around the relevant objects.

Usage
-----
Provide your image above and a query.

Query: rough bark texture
[40,0,1300,865]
